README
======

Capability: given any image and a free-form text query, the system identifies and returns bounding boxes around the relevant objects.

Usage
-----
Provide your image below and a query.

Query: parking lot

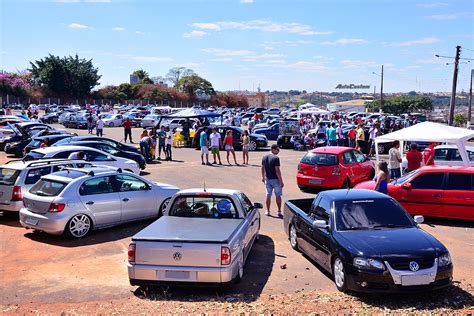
[1,125,473,313]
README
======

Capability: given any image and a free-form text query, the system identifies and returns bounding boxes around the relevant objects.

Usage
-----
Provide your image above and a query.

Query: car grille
[388,259,435,271]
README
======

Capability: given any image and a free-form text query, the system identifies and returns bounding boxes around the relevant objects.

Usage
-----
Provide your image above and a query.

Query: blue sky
[1,0,473,93]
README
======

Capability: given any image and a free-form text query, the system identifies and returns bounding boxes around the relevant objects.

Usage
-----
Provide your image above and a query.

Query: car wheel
[234,258,244,284]
[158,197,171,217]
[289,224,300,251]
[248,140,257,151]
[255,220,261,242]
[333,257,348,292]
[342,178,350,189]
[377,143,385,154]
[66,214,92,238]
[108,122,114,127]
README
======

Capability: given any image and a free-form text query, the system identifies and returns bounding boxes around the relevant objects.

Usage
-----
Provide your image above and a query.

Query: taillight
[128,243,136,264]
[297,163,302,172]
[332,165,341,176]
[221,246,231,265]
[48,203,65,213]
[11,186,22,201]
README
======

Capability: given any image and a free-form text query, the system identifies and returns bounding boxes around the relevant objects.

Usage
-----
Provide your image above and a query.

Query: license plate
[309,179,322,185]
[25,218,38,226]
[165,271,190,279]
[401,274,432,286]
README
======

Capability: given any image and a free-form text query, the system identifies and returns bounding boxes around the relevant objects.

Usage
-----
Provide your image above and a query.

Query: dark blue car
[253,123,280,141]
[284,189,453,293]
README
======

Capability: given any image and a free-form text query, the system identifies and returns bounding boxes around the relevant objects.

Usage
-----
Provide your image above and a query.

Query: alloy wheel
[248,141,257,151]
[333,258,345,288]
[68,214,91,238]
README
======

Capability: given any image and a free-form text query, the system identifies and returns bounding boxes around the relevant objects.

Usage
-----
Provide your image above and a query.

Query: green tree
[368,96,433,114]
[166,67,195,87]
[176,75,215,98]
[454,113,467,126]
[132,69,153,84]
[29,54,100,98]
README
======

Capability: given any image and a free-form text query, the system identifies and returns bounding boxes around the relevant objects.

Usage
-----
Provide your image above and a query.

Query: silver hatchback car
[20,167,179,238]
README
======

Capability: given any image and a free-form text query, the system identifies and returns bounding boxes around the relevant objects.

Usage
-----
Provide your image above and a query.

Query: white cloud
[265,59,286,64]
[68,23,91,29]
[388,37,440,47]
[426,13,459,20]
[183,30,207,38]
[416,2,448,8]
[285,61,328,72]
[209,58,233,62]
[201,48,254,56]
[191,20,333,36]
[240,0,254,3]
[129,56,173,62]
[340,60,380,69]
[112,27,125,31]
[414,57,446,65]
[406,65,422,69]
[320,38,369,45]
[135,31,144,35]
[242,53,286,62]
[263,40,314,47]
[179,62,201,68]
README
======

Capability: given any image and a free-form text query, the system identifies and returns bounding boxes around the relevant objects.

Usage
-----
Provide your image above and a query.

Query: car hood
[152,182,180,191]
[250,133,268,139]
[335,228,447,259]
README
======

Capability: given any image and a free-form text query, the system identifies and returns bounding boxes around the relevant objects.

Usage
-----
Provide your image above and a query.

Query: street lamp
[372,65,384,112]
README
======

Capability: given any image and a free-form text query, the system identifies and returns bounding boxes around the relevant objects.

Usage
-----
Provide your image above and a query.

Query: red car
[297,147,375,191]
[355,166,474,220]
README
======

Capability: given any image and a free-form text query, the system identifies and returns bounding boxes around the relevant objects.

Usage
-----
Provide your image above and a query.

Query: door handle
[122,198,129,202]
[86,201,94,205]
[432,194,442,198]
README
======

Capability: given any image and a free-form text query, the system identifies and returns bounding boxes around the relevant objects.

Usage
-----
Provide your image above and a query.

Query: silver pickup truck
[127,188,262,286]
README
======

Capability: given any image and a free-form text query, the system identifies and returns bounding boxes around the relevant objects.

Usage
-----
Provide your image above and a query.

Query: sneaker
[202,162,205,165]
[206,162,212,166]
[277,212,283,218]
[218,162,222,165]
[265,211,270,216]
[212,161,217,164]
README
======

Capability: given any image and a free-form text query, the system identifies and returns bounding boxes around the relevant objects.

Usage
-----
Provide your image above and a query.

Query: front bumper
[128,260,239,286]
[0,200,22,212]
[345,262,453,293]
[19,207,69,235]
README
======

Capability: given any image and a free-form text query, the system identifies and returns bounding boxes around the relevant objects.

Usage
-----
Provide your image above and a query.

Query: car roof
[310,146,352,155]
[33,134,72,140]
[417,165,474,173]
[435,144,474,151]
[320,188,389,201]
[2,159,88,170]
[42,166,124,182]
[32,145,101,153]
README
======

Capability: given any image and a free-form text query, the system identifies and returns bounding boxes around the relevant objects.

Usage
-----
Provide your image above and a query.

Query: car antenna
[203,181,207,192]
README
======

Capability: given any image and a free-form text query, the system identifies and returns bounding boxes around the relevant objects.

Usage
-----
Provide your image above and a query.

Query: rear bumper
[19,207,68,235]
[128,261,239,286]
[0,200,22,212]
[297,174,342,188]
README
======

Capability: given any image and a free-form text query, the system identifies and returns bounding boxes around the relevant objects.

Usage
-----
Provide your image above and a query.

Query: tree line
[1,54,248,107]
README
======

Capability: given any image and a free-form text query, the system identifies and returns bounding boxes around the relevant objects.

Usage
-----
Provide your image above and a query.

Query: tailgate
[134,241,222,267]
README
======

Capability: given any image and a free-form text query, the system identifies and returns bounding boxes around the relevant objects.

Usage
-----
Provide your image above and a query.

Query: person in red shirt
[122,118,133,143]
[423,142,438,166]
[406,143,423,172]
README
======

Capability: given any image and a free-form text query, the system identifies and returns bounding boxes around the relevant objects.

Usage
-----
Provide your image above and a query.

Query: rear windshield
[24,151,46,160]
[0,168,20,185]
[30,179,67,197]
[301,153,338,166]
[168,195,238,219]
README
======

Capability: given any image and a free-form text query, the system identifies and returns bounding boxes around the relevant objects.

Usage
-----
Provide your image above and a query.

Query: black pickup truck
[283,189,453,293]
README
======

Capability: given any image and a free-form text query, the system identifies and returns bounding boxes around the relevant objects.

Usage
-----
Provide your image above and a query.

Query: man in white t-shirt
[388,140,402,179]
[209,127,223,165]
[165,126,173,161]
[96,117,104,137]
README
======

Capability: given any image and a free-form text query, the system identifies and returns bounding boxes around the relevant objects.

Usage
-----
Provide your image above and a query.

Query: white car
[141,114,161,128]
[23,146,141,174]
[402,145,474,169]
[20,167,179,238]
[101,114,124,127]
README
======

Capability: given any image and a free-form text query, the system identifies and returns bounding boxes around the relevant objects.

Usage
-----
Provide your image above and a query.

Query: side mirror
[414,215,424,224]
[402,182,412,190]
[253,202,263,209]
[313,219,328,229]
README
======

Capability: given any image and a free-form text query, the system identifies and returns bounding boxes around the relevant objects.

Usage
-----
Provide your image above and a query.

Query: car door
[115,174,157,221]
[237,193,259,258]
[352,150,373,182]
[397,172,445,217]
[297,196,321,257]
[309,196,332,271]
[341,151,358,184]
[78,176,122,226]
[443,172,474,220]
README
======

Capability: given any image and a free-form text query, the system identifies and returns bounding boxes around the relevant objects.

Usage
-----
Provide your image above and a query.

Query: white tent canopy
[375,121,474,167]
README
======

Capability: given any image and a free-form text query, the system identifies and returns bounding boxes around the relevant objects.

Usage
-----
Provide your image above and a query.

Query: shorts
[390,168,401,179]
[243,145,250,151]
[201,146,209,154]
[211,147,220,154]
[225,144,234,151]
[265,179,283,197]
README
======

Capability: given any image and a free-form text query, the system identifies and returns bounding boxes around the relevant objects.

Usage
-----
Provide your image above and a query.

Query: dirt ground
[0,125,473,314]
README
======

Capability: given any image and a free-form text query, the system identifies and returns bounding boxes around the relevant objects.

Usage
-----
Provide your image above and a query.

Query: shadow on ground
[0,212,22,228]
[133,234,275,303]
[423,217,474,229]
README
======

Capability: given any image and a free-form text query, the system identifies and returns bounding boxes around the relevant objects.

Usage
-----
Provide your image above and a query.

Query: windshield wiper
[370,224,412,229]
[345,226,373,230]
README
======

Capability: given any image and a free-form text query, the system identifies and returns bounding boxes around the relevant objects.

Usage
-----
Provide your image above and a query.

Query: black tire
[289,224,300,251]
[158,197,171,217]
[342,178,350,189]
[332,256,348,292]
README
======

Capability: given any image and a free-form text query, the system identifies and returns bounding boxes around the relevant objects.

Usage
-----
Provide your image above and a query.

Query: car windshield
[335,198,414,231]
[301,153,338,166]
[168,195,238,219]
[25,151,45,160]
[392,169,419,185]
[102,114,113,119]
[29,179,68,196]
[0,168,20,185]
[233,127,244,133]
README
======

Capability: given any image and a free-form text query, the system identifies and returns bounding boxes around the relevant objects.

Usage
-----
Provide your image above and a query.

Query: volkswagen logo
[173,252,182,261]
[409,261,419,272]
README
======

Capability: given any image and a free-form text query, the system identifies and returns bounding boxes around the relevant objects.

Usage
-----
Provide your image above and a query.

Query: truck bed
[285,198,314,215]
[132,216,244,243]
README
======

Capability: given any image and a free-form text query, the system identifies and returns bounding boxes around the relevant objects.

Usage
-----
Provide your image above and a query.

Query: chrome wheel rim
[334,258,345,288]
[248,141,257,151]
[69,215,91,238]
[290,225,297,248]
[160,198,170,213]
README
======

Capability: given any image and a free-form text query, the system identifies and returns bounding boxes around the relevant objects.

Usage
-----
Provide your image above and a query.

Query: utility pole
[469,69,473,126]
[373,85,376,112]
[448,46,461,126]
[380,65,384,111]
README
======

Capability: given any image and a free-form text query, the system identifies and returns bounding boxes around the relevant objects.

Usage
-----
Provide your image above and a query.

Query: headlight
[353,257,385,270]
[438,253,451,267]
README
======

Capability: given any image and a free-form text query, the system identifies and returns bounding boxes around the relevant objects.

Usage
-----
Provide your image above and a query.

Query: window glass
[52,164,74,172]
[30,179,67,197]
[342,151,356,164]
[169,196,238,219]
[25,167,51,185]
[434,149,449,160]
[0,168,20,185]
[85,151,109,161]
[95,144,118,155]
[313,196,331,221]
[410,172,444,190]
[115,174,148,192]
[52,151,72,159]
[79,176,115,195]
[301,153,338,166]
[446,173,473,190]
[238,193,253,216]
[353,150,366,163]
